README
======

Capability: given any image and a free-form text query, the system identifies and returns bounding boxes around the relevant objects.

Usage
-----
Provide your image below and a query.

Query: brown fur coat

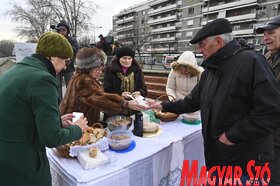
[60,72,124,126]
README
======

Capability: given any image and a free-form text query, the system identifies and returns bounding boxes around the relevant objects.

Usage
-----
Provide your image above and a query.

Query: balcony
[148,15,178,25]
[227,13,257,23]
[151,36,176,42]
[233,29,254,36]
[149,0,169,7]
[147,47,175,52]
[116,16,135,24]
[202,0,258,13]
[116,34,134,40]
[116,25,134,32]
[150,25,177,34]
[148,4,178,16]
[122,41,133,45]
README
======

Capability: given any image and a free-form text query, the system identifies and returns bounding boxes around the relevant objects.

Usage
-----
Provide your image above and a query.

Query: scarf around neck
[116,72,135,92]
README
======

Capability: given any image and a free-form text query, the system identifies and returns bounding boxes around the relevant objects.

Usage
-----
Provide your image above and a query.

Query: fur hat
[116,47,135,58]
[190,18,232,44]
[76,47,107,70]
[36,32,73,59]
[57,20,70,35]
[171,51,203,77]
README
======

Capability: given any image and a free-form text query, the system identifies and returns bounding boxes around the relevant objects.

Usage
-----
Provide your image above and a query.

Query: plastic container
[182,113,200,123]
[106,115,132,131]
[107,130,132,150]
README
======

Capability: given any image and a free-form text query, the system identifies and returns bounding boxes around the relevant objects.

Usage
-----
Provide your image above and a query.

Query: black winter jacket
[162,40,280,170]
[63,35,79,73]
[103,58,147,97]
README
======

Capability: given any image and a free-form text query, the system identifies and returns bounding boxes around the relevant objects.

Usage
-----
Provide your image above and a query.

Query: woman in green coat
[0,32,88,186]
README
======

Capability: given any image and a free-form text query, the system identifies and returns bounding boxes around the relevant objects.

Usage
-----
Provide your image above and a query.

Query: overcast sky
[0,0,147,42]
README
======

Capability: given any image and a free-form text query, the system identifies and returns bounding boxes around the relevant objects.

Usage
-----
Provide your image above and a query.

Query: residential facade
[112,0,280,55]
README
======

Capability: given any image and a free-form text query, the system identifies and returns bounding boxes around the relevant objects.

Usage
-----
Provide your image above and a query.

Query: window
[187,20,194,26]
[233,25,240,31]
[186,32,193,37]
[188,7,194,15]
[176,33,182,38]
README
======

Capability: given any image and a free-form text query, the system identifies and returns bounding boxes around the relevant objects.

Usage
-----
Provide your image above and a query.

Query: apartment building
[112,0,280,55]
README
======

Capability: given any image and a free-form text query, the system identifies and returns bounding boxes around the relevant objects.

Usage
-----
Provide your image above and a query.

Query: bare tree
[121,15,150,61]
[7,0,98,40]
[0,40,15,57]
[78,35,92,48]
[131,17,150,59]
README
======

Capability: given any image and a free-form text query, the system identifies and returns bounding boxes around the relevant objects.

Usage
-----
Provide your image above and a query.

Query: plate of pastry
[142,122,162,138]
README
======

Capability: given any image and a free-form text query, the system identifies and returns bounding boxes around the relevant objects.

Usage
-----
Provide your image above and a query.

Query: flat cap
[255,16,280,34]
[190,18,232,44]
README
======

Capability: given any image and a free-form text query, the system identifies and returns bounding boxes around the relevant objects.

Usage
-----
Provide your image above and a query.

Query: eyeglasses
[93,66,104,73]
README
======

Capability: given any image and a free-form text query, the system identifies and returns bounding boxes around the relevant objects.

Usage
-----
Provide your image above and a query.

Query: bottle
[133,111,143,137]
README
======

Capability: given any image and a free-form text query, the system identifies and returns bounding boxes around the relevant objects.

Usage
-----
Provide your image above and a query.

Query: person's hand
[62,114,88,132]
[72,116,88,132]
[145,98,163,110]
[61,113,75,128]
[219,132,234,145]
[127,100,148,111]
[122,92,132,99]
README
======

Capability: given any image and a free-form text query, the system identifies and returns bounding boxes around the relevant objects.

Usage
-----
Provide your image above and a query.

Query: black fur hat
[116,47,135,58]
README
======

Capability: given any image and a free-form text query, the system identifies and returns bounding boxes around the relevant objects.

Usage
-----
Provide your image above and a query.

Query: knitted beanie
[57,20,70,35]
[76,47,107,70]
[116,47,135,58]
[36,32,73,59]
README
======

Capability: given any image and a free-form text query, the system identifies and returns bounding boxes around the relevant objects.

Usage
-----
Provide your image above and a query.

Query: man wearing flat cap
[146,18,280,185]
[256,15,280,185]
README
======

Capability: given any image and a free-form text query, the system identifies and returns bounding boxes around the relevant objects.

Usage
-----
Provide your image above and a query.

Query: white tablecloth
[48,119,205,186]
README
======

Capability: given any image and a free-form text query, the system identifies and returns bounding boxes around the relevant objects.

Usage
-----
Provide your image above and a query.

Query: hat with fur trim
[36,32,73,59]
[116,47,135,58]
[171,51,204,75]
[76,47,107,70]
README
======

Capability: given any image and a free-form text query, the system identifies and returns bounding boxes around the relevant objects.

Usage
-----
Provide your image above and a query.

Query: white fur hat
[177,51,198,67]
[172,51,203,73]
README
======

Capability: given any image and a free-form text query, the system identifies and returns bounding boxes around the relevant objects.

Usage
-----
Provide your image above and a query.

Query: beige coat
[166,51,203,101]
[166,69,199,100]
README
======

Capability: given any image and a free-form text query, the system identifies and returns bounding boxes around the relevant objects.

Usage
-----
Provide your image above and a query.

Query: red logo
[180,160,270,186]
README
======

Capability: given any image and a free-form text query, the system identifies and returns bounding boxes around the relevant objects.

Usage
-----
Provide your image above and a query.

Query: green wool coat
[0,56,82,186]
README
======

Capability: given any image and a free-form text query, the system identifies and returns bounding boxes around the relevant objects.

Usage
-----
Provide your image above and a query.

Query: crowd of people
[1,16,280,185]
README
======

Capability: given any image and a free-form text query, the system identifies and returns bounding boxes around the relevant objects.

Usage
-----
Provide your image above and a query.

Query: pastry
[89,147,98,158]
[143,122,159,133]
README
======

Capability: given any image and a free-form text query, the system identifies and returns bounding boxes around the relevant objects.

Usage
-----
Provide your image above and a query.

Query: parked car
[163,56,178,70]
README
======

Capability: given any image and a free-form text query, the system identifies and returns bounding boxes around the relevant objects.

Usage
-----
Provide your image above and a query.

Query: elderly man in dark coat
[146,18,280,185]
[256,15,280,185]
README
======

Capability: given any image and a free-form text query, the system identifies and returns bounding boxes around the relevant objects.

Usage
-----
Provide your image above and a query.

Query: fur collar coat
[60,72,124,126]
[103,57,147,96]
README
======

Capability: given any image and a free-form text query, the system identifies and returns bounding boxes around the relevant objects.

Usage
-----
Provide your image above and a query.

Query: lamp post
[260,11,270,21]
[93,26,102,43]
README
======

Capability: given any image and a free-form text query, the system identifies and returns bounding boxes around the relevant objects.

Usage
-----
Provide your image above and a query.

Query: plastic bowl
[107,130,132,150]
[182,113,200,123]
[106,115,132,131]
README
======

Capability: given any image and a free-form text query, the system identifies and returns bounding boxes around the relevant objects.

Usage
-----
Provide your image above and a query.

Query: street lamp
[259,11,270,21]
[93,26,102,43]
